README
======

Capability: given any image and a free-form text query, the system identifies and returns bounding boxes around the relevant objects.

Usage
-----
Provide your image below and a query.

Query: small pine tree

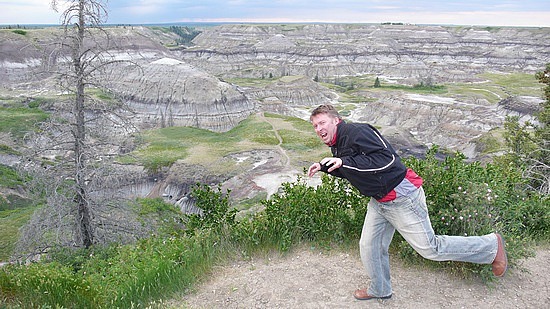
[374,77,381,88]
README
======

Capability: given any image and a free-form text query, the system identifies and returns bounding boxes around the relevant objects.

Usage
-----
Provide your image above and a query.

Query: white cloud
[0,0,75,24]
[1,0,549,26]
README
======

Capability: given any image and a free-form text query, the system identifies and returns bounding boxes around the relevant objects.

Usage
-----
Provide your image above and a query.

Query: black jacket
[320,121,407,199]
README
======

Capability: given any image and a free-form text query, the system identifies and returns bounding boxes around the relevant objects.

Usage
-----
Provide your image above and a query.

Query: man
[307,104,507,301]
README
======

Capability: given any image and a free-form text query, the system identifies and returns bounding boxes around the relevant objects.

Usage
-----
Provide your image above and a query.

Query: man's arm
[340,126,396,173]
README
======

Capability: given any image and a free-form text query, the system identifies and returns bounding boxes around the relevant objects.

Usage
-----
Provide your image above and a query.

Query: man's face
[311,113,340,145]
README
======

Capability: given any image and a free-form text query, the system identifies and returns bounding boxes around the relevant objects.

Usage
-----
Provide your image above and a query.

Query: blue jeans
[359,186,498,297]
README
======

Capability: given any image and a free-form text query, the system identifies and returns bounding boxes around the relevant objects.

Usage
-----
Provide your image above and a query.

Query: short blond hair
[310,104,342,121]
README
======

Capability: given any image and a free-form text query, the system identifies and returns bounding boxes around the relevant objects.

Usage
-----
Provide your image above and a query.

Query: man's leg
[357,198,395,299]
[385,187,498,265]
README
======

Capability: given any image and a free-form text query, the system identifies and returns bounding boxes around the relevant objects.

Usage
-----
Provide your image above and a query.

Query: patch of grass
[444,72,542,104]
[126,113,328,173]
[379,84,448,94]
[446,84,505,103]
[0,206,35,261]
[479,72,542,96]
[279,128,323,151]
[226,116,279,146]
[89,88,116,101]
[11,29,27,35]
[473,128,506,155]
[263,113,327,162]
[129,114,280,171]
[224,77,277,87]
[264,113,309,130]
[0,194,31,211]
[0,145,19,156]
[0,165,24,188]
[0,107,49,138]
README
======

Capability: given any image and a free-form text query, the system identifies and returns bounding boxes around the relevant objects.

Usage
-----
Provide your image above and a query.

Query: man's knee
[414,246,440,260]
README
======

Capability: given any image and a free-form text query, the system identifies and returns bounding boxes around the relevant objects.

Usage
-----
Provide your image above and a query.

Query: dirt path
[257,112,291,167]
[170,245,550,308]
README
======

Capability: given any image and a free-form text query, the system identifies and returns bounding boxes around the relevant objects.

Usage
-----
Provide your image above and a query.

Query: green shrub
[185,184,237,233]
[235,175,366,251]
[11,29,27,35]
[506,195,550,240]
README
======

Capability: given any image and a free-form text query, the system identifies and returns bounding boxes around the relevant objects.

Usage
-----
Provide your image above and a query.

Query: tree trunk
[73,0,94,248]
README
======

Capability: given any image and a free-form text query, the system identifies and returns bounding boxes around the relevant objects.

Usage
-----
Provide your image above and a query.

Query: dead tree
[15,0,143,258]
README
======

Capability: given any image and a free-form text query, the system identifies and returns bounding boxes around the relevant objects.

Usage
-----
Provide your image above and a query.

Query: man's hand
[308,162,321,177]
[320,157,342,172]
[308,157,342,177]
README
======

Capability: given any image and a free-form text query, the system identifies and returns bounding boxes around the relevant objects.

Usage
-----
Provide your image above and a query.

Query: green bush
[258,175,365,250]
[185,184,237,233]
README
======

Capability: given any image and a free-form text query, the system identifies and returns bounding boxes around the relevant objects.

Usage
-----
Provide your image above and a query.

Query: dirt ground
[170,245,550,309]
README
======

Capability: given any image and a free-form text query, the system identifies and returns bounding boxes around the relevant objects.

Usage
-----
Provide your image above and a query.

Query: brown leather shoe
[353,288,392,300]
[492,233,508,277]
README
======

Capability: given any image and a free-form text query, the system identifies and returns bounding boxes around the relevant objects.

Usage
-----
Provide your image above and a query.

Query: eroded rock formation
[110,57,255,132]
[181,24,550,83]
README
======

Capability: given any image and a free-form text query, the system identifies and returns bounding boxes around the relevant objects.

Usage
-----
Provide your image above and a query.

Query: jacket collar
[327,120,343,146]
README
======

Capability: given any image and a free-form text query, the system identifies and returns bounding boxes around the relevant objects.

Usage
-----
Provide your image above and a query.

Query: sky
[1,0,549,27]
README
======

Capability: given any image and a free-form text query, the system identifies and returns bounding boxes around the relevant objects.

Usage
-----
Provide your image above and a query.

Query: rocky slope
[180,24,550,83]
[1,23,548,210]
[110,57,255,132]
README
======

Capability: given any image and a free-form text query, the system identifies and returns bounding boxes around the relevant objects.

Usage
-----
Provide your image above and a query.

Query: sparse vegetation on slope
[123,113,324,174]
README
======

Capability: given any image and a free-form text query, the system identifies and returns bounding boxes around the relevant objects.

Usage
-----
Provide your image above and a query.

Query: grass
[311,72,543,106]
[480,72,542,96]
[444,73,542,104]
[472,128,507,155]
[0,165,24,188]
[0,165,34,261]
[11,29,27,36]
[125,113,326,173]
[0,206,35,261]
[0,106,49,139]
[224,77,278,87]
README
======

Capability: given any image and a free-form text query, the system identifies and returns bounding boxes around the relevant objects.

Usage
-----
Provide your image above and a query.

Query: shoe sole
[354,294,392,301]
[495,233,508,277]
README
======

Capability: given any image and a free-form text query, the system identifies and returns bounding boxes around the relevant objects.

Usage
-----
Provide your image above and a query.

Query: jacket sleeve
[340,125,396,173]
[319,161,345,178]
